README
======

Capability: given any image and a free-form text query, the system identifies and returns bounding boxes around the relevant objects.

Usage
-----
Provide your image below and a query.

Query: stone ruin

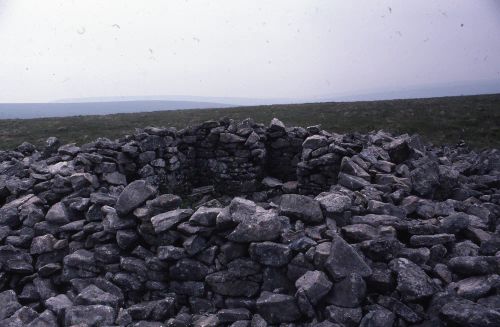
[0,117,499,326]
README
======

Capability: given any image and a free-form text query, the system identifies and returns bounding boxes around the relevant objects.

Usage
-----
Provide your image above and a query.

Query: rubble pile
[0,118,499,326]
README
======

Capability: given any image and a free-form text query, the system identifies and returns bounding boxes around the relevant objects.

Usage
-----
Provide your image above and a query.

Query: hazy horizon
[1,0,500,104]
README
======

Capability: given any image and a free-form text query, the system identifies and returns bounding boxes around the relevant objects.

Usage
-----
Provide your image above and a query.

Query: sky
[0,0,499,103]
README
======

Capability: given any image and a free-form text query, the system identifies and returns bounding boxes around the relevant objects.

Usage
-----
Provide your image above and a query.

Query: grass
[1,94,499,150]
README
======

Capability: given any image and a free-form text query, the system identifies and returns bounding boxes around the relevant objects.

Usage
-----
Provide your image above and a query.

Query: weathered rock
[440,299,500,327]
[324,234,372,280]
[64,305,116,326]
[116,180,156,216]
[324,305,363,327]
[227,208,282,242]
[295,270,333,304]
[359,308,396,327]
[256,292,301,323]
[389,258,438,301]
[326,273,366,308]
[151,209,193,233]
[448,256,499,276]
[249,242,292,267]
[279,194,323,223]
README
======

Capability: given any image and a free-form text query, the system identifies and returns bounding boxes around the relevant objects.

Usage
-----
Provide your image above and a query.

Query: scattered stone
[0,118,498,326]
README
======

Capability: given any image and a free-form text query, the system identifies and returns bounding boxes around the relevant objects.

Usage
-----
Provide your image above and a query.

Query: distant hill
[0,100,236,119]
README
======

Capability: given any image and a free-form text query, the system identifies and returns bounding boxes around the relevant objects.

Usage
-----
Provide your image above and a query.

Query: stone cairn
[0,117,499,326]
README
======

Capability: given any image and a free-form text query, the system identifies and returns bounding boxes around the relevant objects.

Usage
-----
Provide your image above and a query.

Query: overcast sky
[0,0,499,103]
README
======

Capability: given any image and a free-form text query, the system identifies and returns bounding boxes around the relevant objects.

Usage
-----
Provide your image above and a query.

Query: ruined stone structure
[0,118,499,326]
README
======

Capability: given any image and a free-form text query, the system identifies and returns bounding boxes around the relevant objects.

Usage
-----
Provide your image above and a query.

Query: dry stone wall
[0,118,500,326]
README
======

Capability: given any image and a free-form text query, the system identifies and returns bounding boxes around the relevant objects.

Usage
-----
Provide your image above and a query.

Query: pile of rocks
[0,118,499,326]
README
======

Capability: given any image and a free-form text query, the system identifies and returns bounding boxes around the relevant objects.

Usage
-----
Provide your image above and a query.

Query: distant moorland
[0,94,499,150]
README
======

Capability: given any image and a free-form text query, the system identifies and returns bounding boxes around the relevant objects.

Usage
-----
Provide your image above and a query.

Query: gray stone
[315,192,352,215]
[440,299,500,327]
[359,308,395,327]
[326,273,366,308]
[249,242,292,267]
[45,202,70,225]
[74,285,120,308]
[190,206,221,226]
[409,234,455,247]
[448,256,499,276]
[151,209,193,233]
[455,274,500,300]
[279,194,323,223]
[440,212,470,233]
[227,208,282,242]
[338,172,370,190]
[389,258,437,301]
[295,270,333,304]
[206,271,260,297]
[116,180,156,216]
[0,290,22,320]
[44,294,73,316]
[324,305,362,327]
[324,234,372,280]
[256,292,301,323]
[64,305,116,326]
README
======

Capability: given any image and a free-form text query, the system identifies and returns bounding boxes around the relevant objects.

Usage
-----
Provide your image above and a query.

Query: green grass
[1,94,499,150]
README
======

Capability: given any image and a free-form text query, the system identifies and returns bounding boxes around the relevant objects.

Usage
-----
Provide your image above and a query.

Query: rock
[338,172,370,190]
[74,285,120,308]
[359,308,396,327]
[385,138,410,164]
[151,209,193,233]
[279,194,323,223]
[409,234,455,247]
[116,180,156,216]
[341,224,379,242]
[30,234,57,255]
[295,270,333,304]
[455,274,500,300]
[324,234,372,280]
[326,273,366,308]
[44,294,73,316]
[440,299,500,327]
[377,295,423,323]
[261,176,283,188]
[190,207,221,226]
[64,305,116,326]
[158,246,186,261]
[0,290,21,320]
[206,271,260,297]
[303,135,327,150]
[440,212,470,233]
[316,193,352,215]
[217,308,251,323]
[448,256,499,276]
[256,292,301,323]
[45,202,70,225]
[249,242,292,267]
[227,208,282,242]
[389,258,437,301]
[103,171,127,185]
[410,161,439,197]
[324,305,363,327]
[169,258,209,281]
